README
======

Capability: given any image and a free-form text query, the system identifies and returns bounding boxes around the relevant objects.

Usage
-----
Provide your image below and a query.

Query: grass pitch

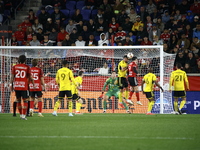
[0,113,199,150]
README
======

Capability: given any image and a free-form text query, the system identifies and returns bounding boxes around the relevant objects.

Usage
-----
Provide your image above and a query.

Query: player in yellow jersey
[169,63,189,115]
[52,60,76,117]
[72,71,84,115]
[141,68,163,115]
[117,55,131,108]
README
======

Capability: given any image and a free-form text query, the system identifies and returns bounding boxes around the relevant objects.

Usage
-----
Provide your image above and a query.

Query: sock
[17,102,22,115]
[26,101,30,115]
[103,101,107,110]
[119,92,123,103]
[122,101,129,110]
[13,101,17,115]
[147,101,155,112]
[54,100,61,111]
[128,91,134,100]
[174,101,178,112]
[76,102,81,112]
[30,101,34,109]
[38,101,42,113]
[69,101,72,113]
[125,90,128,100]
[179,100,186,110]
[22,102,28,116]
[136,92,140,101]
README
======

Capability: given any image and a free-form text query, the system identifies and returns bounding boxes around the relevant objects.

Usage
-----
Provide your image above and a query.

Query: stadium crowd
[8,0,200,73]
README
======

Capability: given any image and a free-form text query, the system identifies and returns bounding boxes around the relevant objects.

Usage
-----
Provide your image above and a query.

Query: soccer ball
[127,53,134,59]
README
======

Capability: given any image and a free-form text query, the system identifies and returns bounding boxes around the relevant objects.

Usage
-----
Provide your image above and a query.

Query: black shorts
[118,77,128,89]
[72,94,80,101]
[173,91,186,98]
[15,90,29,100]
[30,91,43,98]
[128,77,138,86]
[144,92,154,99]
[59,90,72,99]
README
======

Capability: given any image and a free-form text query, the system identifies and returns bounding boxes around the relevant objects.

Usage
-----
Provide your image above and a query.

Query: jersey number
[32,73,38,80]
[175,75,182,81]
[61,73,66,80]
[16,70,26,78]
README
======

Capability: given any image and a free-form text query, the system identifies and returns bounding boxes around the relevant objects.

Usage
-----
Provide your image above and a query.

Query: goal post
[0,46,175,114]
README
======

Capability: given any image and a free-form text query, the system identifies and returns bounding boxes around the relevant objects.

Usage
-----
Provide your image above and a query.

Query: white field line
[0,136,194,140]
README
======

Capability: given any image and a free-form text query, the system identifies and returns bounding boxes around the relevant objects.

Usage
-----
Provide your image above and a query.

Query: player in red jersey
[10,55,35,120]
[127,56,143,105]
[29,59,46,117]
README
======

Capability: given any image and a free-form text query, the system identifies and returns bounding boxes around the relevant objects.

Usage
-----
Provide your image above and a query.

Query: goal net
[0,46,175,114]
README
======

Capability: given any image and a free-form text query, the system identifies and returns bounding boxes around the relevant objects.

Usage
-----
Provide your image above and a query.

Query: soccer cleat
[146,113,155,115]
[126,110,131,114]
[69,113,73,116]
[13,114,17,117]
[119,103,125,108]
[38,113,44,117]
[30,110,34,117]
[20,117,27,120]
[178,109,182,115]
[103,110,106,113]
[137,101,143,105]
[52,112,57,116]
[75,112,83,115]
[126,99,134,105]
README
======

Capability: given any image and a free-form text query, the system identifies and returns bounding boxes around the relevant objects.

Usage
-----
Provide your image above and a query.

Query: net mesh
[0,46,175,114]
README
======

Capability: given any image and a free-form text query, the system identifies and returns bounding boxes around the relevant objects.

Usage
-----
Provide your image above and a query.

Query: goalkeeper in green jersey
[101,71,131,114]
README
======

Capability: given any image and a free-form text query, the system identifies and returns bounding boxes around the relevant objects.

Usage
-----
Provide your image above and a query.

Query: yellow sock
[76,102,82,112]
[119,92,123,103]
[68,101,72,113]
[179,100,186,110]
[147,101,155,112]
[125,90,128,99]
[174,101,178,112]
[54,100,61,111]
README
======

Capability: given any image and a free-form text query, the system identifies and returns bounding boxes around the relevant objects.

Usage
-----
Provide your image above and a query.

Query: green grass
[0,113,200,150]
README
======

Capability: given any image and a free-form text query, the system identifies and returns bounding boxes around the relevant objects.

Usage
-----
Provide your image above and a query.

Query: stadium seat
[76,1,85,10]
[36,10,41,17]
[48,9,54,14]
[66,1,76,11]
[81,9,91,21]
[69,10,75,18]
[95,35,100,41]
[60,9,70,18]
[91,9,98,19]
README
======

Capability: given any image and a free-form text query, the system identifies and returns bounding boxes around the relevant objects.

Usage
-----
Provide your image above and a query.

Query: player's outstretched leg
[29,100,34,117]
[103,100,107,113]
[75,99,83,115]
[178,98,186,115]
[68,100,73,116]
[118,91,125,108]
[122,101,131,114]
[146,100,155,115]
[52,100,61,116]
[136,92,143,105]
[38,100,44,117]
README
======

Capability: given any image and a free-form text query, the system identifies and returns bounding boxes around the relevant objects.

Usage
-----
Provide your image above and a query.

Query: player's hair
[18,55,26,63]
[176,63,182,69]
[78,71,84,76]
[148,68,153,73]
[32,59,38,67]
[123,55,128,58]
[132,56,137,61]
[62,60,69,66]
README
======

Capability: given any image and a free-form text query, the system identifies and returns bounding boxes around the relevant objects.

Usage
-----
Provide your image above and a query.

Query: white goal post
[0,46,175,114]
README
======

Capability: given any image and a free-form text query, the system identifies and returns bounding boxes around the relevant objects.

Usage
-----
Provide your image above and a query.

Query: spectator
[71,9,83,24]
[163,43,170,53]
[30,34,41,46]
[57,27,68,42]
[41,34,53,46]
[174,9,181,22]
[191,15,200,29]
[190,0,200,15]
[99,0,113,22]
[177,33,190,50]
[65,19,77,34]
[124,2,132,15]
[122,35,134,46]
[193,24,200,40]
[94,8,105,23]
[38,7,50,27]
[138,6,149,23]
[186,52,197,69]
[165,15,175,30]
[183,63,193,73]
[131,15,144,34]
[51,6,66,25]
[98,62,110,75]
[191,45,199,58]
[128,31,136,43]
[146,0,156,16]
[156,18,164,32]
[153,35,163,45]
[11,35,18,46]
[136,26,148,45]
[26,26,35,42]
[109,17,119,32]
[28,9,37,24]
[141,36,152,45]
[18,17,32,32]
[85,34,98,46]
[184,24,193,41]
[150,8,161,22]
[106,28,115,44]
[149,24,161,42]
[32,19,43,33]
[117,10,128,25]
[75,35,85,46]
[190,37,200,50]
[36,28,44,42]
[135,0,142,14]
[14,26,25,46]
[144,15,153,33]
[177,0,190,14]
[0,1,4,25]
[98,33,109,46]
[162,10,170,24]
[62,34,73,46]
[70,28,79,43]
[168,35,178,51]
[76,20,84,34]
[95,17,108,36]
[87,19,96,32]
[121,16,133,33]
[160,28,170,43]
[49,27,58,44]
[194,60,200,73]
[44,18,55,34]
[186,10,194,23]
[81,25,92,41]
[113,0,124,17]
[128,8,137,23]
[115,26,126,41]
[174,51,186,67]
[177,15,190,32]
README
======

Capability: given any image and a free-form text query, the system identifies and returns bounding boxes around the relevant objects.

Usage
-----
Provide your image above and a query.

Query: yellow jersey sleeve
[72,76,83,95]
[118,60,128,77]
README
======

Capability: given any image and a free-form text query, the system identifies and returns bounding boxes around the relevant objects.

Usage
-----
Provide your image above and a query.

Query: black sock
[13,102,17,115]
[26,101,30,115]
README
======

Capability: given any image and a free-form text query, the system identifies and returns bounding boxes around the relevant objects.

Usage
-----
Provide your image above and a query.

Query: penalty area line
[0,136,194,140]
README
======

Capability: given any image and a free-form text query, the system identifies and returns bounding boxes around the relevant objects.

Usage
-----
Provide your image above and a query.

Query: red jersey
[30,67,44,91]
[109,23,119,32]
[12,64,31,91]
[128,62,137,77]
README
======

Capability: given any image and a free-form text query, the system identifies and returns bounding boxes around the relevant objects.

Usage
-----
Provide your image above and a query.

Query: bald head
[148,68,153,73]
